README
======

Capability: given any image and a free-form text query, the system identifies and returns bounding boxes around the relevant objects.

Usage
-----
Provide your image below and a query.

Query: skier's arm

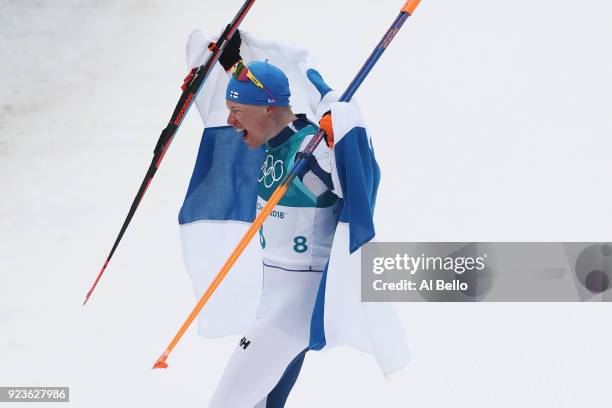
[295,134,334,196]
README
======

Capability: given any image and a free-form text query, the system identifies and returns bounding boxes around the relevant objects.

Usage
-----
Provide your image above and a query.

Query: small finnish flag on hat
[229,90,239,99]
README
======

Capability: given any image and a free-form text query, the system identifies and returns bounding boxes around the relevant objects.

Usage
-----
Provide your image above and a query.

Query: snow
[1,0,611,406]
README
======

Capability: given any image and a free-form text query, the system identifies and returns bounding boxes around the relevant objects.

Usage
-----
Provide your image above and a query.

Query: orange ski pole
[153,0,422,369]
[153,184,288,369]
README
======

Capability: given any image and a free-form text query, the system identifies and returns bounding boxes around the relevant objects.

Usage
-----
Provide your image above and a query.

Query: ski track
[1,1,612,407]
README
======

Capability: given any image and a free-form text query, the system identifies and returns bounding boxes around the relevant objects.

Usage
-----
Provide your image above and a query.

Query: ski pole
[152,0,422,369]
[83,0,257,305]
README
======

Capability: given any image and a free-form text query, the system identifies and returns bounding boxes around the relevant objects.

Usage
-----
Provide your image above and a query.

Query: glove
[319,111,334,149]
[209,26,242,71]
[306,68,335,148]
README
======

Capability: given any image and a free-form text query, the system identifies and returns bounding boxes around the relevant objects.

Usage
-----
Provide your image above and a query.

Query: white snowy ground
[1,0,612,407]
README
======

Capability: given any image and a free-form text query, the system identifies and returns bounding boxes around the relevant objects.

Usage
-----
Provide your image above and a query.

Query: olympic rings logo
[258,155,284,188]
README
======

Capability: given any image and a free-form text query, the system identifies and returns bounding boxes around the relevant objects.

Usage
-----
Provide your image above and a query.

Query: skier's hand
[319,111,334,149]
[209,27,242,72]
[308,69,335,147]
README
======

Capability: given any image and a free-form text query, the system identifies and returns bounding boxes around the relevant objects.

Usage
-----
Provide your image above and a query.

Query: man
[180,29,409,408]
[209,37,341,406]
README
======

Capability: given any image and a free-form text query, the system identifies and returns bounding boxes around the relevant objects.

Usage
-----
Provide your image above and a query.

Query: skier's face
[226,101,273,149]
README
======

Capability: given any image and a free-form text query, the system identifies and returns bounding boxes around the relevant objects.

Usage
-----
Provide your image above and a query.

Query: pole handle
[401,0,421,15]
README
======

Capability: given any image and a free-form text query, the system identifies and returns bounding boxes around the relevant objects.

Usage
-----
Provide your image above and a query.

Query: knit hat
[226,60,290,107]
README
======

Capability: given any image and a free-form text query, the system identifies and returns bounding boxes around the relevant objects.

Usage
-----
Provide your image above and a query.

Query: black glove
[210,26,242,71]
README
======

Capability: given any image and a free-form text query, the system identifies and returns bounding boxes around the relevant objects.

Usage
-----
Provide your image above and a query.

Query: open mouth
[236,127,249,142]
